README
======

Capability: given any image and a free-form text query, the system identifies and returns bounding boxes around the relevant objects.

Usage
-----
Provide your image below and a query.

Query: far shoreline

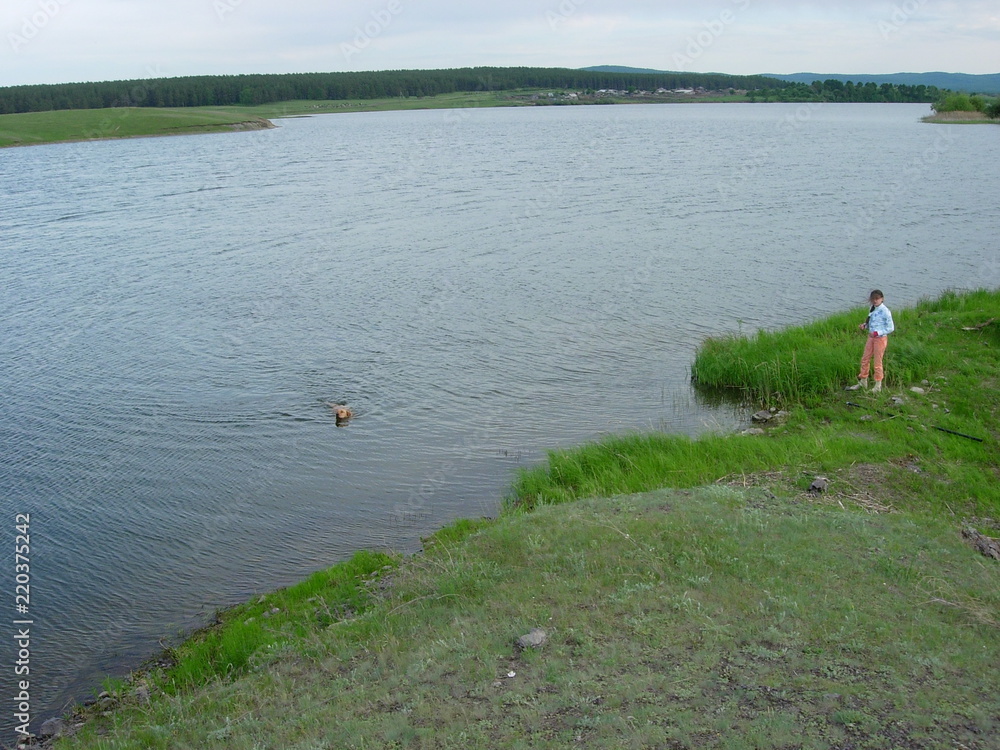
[0,108,275,149]
[2,96,971,149]
[921,110,997,124]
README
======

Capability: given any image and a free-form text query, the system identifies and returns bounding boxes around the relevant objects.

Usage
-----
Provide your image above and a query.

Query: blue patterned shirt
[866,303,894,337]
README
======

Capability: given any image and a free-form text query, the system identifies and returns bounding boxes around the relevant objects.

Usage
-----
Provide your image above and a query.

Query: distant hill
[582,65,687,76]
[583,66,1000,94]
[761,72,1000,94]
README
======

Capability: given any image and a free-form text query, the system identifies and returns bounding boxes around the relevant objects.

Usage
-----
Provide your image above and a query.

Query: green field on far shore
[0,107,274,148]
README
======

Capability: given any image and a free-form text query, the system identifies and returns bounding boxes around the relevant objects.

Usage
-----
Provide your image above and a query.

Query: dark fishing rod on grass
[845,402,985,443]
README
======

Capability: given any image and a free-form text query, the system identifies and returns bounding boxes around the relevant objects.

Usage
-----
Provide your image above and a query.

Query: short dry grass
[57,487,999,749]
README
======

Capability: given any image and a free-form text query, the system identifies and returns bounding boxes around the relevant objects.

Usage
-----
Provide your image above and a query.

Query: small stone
[910,387,926,395]
[860,414,874,421]
[962,527,1000,560]
[891,396,905,405]
[134,684,151,705]
[517,628,548,649]
[741,428,765,436]
[808,477,829,493]
[751,410,772,423]
[39,717,67,738]
[921,379,930,385]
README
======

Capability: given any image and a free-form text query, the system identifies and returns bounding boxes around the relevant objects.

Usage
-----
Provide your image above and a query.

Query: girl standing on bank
[851,289,894,393]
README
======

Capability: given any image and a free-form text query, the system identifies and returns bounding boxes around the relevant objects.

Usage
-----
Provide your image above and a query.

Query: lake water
[1,102,997,735]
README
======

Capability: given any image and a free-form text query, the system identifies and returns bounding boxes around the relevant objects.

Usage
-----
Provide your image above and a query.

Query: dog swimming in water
[326,403,353,421]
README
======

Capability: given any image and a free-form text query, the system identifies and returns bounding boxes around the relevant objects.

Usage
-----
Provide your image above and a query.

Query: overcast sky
[2,0,997,87]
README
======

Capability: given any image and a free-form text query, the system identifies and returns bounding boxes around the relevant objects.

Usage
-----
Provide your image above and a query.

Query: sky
[2,0,997,87]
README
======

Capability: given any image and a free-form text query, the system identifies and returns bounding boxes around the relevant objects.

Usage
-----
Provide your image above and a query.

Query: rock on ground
[517,628,548,649]
[962,527,1000,560]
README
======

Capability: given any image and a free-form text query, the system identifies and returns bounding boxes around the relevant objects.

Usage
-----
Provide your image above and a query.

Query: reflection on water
[1,103,997,731]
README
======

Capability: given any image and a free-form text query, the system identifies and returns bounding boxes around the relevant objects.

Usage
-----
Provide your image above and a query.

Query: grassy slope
[54,289,1000,749]
[0,108,273,148]
[223,91,530,119]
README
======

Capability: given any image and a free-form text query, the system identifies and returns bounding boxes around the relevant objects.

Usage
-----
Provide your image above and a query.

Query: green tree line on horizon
[0,68,950,115]
[932,91,1000,117]
[0,67,810,114]
[747,78,946,103]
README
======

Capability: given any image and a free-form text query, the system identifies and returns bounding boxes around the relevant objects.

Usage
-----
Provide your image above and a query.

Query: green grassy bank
[49,289,999,749]
[0,107,274,148]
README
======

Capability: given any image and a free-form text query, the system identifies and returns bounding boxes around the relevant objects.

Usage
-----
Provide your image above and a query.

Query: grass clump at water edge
[689,303,944,406]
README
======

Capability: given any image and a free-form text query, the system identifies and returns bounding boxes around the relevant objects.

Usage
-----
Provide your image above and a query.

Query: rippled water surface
[1,103,997,731]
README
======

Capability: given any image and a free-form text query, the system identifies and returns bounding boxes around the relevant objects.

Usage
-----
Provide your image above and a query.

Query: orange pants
[859,334,888,382]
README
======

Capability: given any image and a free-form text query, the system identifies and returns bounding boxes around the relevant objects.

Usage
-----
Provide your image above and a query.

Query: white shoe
[846,379,867,391]
[872,381,883,393]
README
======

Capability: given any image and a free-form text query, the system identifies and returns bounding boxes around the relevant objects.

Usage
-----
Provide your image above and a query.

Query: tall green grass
[164,550,397,691]
[514,288,1000,515]
[691,305,943,405]
[510,428,885,512]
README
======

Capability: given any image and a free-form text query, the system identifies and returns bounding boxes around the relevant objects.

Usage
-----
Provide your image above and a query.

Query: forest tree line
[3,68,782,113]
[748,79,945,103]
[0,67,947,115]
